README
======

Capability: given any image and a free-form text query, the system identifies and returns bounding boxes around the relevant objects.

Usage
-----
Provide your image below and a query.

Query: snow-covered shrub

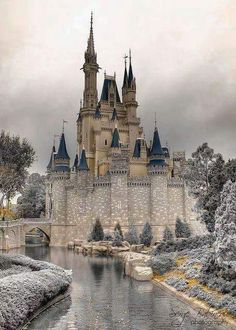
[125,224,139,245]
[185,268,201,279]
[149,255,176,275]
[214,180,236,269]
[114,223,123,240]
[162,226,174,242]
[103,233,113,241]
[153,235,214,254]
[91,218,104,241]
[112,229,123,247]
[0,255,72,330]
[165,277,188,291]
[139,222,153,246]
[175,217,191,238]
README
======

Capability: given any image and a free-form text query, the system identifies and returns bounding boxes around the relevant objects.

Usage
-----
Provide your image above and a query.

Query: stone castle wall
[47,171,204,245]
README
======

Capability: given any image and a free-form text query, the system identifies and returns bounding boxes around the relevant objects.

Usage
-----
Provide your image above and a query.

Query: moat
[10,247,229,330]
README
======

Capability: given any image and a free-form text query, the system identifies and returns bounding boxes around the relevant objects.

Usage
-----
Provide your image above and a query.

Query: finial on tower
[154,113,157,130]
[129,49,132,63]
[62,120,68,133]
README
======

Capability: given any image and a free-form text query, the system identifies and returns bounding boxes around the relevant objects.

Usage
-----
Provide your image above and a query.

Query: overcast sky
[0,0,236,173]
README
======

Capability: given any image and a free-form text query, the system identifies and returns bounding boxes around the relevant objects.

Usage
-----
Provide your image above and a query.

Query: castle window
[105,139,107,146]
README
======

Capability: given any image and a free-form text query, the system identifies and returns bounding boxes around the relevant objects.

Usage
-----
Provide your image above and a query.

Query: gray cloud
[0,0,236,173]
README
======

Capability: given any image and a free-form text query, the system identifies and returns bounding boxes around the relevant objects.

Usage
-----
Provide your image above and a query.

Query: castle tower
[148,123,168,238]
[83,12,99,109]
[47,143,56,173]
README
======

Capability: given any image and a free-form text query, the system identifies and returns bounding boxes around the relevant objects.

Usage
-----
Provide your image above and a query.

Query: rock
[122,241,130,248]
[68,242,74,249]
[92,245,107,254]
[74,239,83,247]
[111,246,130,254]
[75,246,83,253]
[130,244,144,253]
[123,252,151,277]
[132,266,153,281]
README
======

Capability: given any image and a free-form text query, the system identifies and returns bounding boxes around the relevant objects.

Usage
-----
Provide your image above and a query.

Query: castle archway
[25,227,50,246]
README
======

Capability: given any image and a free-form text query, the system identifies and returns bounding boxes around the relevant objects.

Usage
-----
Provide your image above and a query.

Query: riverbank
[0,254,72,330]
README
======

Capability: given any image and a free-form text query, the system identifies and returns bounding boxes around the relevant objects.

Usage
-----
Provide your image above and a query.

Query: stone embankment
[0,254,72,330]
[67,239,146,255]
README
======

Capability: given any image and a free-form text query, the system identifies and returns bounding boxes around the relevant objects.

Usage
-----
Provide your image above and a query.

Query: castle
[45,14,203,246]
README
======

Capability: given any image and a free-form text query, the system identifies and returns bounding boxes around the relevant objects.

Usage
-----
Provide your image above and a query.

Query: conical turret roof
[111,108,118,121]
[111,128,120,148]
[73,154,79,169]
[150,127,164,157]
[56,133,70,160]
[47,145,56,170]
[78,149,89,171]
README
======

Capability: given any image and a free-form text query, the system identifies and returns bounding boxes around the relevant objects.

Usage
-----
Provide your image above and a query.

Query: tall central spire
[87,12,95,56]
[83,13,99,109]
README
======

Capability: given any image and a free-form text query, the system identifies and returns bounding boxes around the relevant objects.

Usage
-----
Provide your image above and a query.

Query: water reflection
[10,247,229,330]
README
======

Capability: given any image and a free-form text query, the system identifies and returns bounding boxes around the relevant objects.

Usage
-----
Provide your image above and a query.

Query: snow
[0,254,72,330]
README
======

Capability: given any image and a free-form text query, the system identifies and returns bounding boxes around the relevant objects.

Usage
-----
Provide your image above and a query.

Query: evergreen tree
[224,159,236,183]
[202,154,227,232]
[139,222,153,246]
[114,222,123,240]
[214,180,236,268]
[163,226,174,242]
[91,218,104,241]
[112,229,123,247]
[125,223,139,245]
[175,217,191,238]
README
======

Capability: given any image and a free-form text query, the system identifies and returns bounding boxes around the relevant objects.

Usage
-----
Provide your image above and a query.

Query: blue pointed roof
[111,128,120,148]
[78,149,89,171]
[133,139,141,158]
[111,108,118,121]
[73,154,79,168]
[47,145,56,170]
[100,78,121,103]
[150,127,164,157]
[55,133,70,160]
[122,66,128,88]
[94,103,101,119]
[128,62,134,87]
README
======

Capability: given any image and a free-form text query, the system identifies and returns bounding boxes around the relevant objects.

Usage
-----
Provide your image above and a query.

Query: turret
[78,148,89,171]
[54,132,70,173]
[83,13,100,109]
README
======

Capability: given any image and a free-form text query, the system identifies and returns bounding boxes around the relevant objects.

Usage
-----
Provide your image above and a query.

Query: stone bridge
[0,219,52,250]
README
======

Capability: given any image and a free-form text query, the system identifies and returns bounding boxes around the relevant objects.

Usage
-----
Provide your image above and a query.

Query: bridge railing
[19,218,52,224]
[0,220,21,228]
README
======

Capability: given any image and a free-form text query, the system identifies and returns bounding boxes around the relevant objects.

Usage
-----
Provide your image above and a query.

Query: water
[11,246,230,330]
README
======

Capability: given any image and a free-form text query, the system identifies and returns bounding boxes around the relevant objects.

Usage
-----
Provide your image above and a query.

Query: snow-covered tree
[224,159,236,183]
[163,226,174,242]
[114,222,123,240]
[112,229,123,246]
[91,218,104,241]
[139,222,153,246]
[0,131,35,207]
[125,223,139,245]
[202,154,227,232]
[17,173,45,218]
[214,180,236,268]
[175,217,191,238]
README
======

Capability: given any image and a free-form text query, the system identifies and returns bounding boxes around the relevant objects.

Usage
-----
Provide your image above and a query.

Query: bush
[125,224,139,245]
[165,277,188,291]
[91,218,104,241]
[139,222,153,247]
[103,233,113,241]
[163,226,174,242]
[175,217,191,238]
[114,223,123,240]
[149,255,176,275]
[153,234,214,255]
[112,229,123,247]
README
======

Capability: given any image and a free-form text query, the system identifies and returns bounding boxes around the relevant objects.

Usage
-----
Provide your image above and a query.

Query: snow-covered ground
[0,254,72,330]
